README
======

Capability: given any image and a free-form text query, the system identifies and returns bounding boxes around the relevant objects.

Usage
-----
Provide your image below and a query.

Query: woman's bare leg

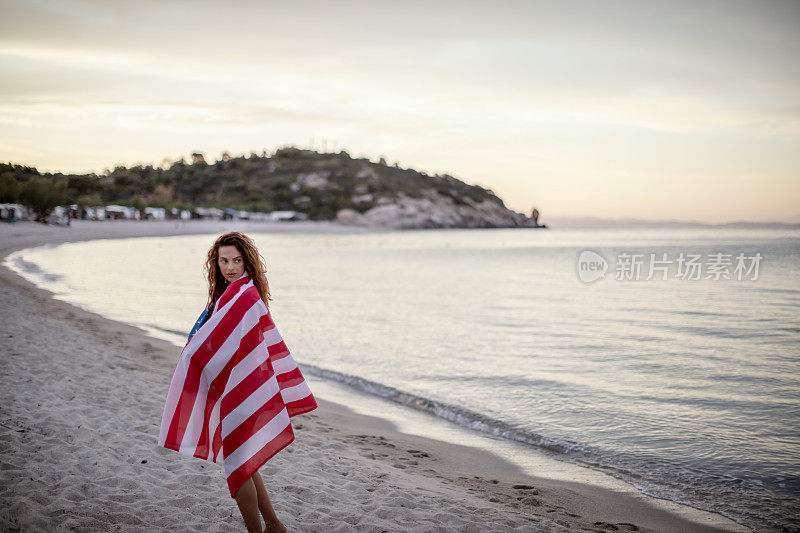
[252,471,286,533]
[234,476,264,533]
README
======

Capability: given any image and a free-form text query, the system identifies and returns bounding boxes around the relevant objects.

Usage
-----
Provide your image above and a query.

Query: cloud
[1,0,798,221]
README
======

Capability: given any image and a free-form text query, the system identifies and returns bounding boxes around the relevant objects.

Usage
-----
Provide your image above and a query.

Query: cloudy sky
[1,0,798,223]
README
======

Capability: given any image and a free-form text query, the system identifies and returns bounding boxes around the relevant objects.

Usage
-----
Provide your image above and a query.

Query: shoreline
[0,220,750,532]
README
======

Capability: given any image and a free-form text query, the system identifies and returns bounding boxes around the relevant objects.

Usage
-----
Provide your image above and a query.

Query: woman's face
[217,245,246,282]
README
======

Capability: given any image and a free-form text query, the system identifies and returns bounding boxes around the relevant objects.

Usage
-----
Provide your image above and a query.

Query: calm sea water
[6,226,799,531]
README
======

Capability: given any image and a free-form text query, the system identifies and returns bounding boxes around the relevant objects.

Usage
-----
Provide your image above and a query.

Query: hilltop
[1,147,540,229]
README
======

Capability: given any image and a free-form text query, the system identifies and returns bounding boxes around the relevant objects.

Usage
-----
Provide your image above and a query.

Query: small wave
[6,252,64,283]
[10,254,43,274]
[145,324,191,338]
[676,324,783,340]
[623,307,736,318]
[297,362,585,455]
[671,309,737,318]
[751,287,800,295]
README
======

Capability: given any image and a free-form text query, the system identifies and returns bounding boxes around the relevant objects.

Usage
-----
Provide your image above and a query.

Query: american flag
[158,274,318,497]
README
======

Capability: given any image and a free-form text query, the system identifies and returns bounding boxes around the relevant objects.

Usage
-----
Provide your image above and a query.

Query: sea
[5,225,799,532]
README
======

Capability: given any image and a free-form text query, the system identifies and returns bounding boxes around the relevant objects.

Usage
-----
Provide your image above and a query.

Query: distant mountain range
[544,216,800,227]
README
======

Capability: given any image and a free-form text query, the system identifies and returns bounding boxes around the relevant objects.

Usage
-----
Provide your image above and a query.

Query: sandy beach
[0,220,750,532]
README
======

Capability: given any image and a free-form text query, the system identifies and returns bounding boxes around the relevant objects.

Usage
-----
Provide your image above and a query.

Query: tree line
[1,147,505,223]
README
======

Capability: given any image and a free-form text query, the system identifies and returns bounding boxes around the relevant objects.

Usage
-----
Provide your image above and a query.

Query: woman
[158,231,318,533]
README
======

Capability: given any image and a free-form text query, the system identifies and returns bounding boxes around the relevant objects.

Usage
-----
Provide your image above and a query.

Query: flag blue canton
[187,306,211,341]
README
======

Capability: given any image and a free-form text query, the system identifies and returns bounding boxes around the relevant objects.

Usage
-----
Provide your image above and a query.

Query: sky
[1,0,798,224]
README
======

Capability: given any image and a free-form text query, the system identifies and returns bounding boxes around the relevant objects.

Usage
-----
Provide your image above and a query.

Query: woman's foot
[263,519,287,533]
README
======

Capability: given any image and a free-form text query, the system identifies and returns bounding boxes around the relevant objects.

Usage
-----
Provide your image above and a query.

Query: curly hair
[204,231,272,311]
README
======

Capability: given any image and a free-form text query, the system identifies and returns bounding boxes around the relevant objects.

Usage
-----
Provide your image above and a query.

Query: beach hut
[144,207,166,220]
[223,208,249,221]
[267,210,308,222]
[248,211,271,222]
[193,207,224,220]
[105,205,140,220]
[86,206,106,220]
[0,203,30,222]
[48,206,70,225]
[167,208,192,220]
[67,204,107,221]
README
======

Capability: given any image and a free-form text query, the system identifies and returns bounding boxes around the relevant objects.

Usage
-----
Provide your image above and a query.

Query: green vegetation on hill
[1,147,507,222]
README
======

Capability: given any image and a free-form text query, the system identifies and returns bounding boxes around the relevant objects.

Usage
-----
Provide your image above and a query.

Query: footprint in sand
[516,496,542,506]
[406,449,430,458]
[593,521,640,531]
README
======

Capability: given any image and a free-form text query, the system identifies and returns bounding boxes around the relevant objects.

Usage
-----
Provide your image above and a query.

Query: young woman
[159,231,318,533]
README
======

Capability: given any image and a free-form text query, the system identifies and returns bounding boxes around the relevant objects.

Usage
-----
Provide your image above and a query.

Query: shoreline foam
[0,220,750,532]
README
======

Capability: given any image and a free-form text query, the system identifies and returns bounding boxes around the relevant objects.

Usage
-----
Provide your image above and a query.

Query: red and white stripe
[158,274,318,497]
